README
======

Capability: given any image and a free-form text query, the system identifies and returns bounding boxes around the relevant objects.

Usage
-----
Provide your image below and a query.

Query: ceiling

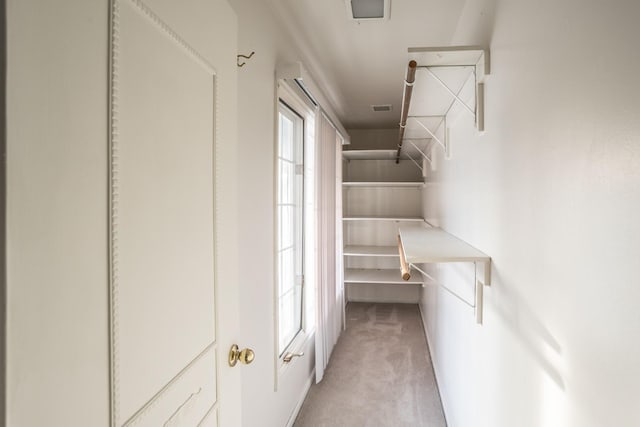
[267,0,478,129]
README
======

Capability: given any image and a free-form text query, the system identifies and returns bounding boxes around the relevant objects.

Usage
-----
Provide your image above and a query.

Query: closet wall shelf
[343,245,398,257]
[343,215,424,222]
[343,148,431,161]
[342,181,424,187]
[345,269,423,286]
[399,224,492,324]
[397,45,490,164]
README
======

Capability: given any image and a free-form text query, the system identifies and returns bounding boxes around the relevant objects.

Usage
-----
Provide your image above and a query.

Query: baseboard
[417,303,450,427]
[285,368,316,427]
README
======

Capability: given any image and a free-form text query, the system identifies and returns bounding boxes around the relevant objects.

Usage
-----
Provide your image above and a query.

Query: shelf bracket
[404,150,424,173]
[419,66,476,117]
[406,140,433,165]
[408,116,447,151]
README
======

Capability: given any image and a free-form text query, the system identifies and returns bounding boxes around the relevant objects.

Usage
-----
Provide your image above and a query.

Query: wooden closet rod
[395,60,417,164]
[397,235,411,281]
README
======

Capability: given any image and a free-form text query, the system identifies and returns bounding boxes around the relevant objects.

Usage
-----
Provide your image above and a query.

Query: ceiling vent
[371,104,392,112]
[345,0,391,21]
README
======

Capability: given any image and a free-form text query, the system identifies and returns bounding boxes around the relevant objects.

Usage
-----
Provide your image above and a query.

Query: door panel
[109,0,237,425]
[124,345,217,426]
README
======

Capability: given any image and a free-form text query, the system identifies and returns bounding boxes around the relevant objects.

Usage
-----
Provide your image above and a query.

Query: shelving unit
[398,223,491,324]
[342,150,425,303]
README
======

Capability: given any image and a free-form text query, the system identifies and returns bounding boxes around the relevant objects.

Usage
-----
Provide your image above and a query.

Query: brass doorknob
[228,344,255,367]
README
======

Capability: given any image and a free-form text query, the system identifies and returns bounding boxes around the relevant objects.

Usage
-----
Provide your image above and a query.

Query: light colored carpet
[294,303,447,427]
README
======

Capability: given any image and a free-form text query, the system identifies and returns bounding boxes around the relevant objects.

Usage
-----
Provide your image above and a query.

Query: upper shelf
[408,46,490,74]
[399,46,490,164]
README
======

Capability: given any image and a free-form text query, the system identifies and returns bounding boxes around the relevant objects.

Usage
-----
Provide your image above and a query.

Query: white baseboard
[285,368,316,427]
[417,303,450,427]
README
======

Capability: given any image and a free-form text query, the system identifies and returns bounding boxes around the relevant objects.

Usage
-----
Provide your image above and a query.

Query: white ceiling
[268,0,473,129]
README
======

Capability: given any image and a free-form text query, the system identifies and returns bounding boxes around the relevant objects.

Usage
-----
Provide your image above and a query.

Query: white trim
[274,80,318,390]
[285,369,316,427]
[277,62,350,144]
[417,303,450,427]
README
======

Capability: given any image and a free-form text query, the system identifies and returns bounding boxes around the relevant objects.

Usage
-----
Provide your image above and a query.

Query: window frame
[274,80,317,383]
[276,100,305,357]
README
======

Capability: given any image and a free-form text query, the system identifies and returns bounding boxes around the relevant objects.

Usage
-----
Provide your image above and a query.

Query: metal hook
[237,51,255,67]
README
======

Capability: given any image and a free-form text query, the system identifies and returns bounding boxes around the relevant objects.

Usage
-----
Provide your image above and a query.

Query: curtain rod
[395,60,417,164]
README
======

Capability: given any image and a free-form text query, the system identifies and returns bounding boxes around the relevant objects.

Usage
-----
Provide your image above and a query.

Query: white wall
[420,1,640,426]
[347,128,396,150]
[228,0,336,425]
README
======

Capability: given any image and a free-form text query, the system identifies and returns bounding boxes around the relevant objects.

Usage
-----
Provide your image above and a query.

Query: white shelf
[345,269,423,285]
[402,45,489,159]
[399,224,490,264]
[343,149,398,160]
[343,215,424,222]
[342,181,423,187]
[343,149,428,161]
[408,46,489,74]
[398,223,492,324]
[343,245,398,257]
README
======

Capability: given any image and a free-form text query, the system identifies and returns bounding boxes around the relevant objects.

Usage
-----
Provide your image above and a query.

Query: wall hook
[237,51,255,67]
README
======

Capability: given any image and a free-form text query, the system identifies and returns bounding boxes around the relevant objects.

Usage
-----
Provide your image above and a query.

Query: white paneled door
[109,0,240,426]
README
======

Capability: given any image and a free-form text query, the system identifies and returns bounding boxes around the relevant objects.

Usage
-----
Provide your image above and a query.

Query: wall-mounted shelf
[343,245,398,257]
[343,147,430,161]
[342,181,423,187]
[343,215,424,222]
[345,269,423,286]
[399,224,491,324]
[398,46,490,168]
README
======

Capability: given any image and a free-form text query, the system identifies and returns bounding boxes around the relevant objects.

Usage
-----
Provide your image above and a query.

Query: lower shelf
[344,268,423,285]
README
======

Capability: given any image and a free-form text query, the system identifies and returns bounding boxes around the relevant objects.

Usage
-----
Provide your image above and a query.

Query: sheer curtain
[315,113,345,383]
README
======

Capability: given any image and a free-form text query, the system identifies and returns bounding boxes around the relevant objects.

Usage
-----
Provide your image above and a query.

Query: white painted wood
[405,46,489,144]
[343,148,430,161]
[345,269,423,285]
[122,346,217,426]
[114,3,217,421]
[343,215,424,221]
[343,149,400,160]
[346,283,421,303]
[346,159,423,183]
[343,181,423,187]
[6,0,240,425]
[344,186,422,218]
[399,224,490,263]
[408,46,489,74]
[343,245,399,257]
[109,0,240,425]
[342,150,425,303]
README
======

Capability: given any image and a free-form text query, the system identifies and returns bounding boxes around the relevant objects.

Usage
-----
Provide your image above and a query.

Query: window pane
[277,102,305,355]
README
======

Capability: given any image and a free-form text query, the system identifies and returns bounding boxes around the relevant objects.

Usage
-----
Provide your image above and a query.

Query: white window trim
[274,80,318,387]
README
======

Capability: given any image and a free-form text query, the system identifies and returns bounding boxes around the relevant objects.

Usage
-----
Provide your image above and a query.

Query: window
[277,101,305,355]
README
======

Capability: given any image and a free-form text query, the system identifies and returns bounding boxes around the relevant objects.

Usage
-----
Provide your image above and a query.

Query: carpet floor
[294,302,447,427]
